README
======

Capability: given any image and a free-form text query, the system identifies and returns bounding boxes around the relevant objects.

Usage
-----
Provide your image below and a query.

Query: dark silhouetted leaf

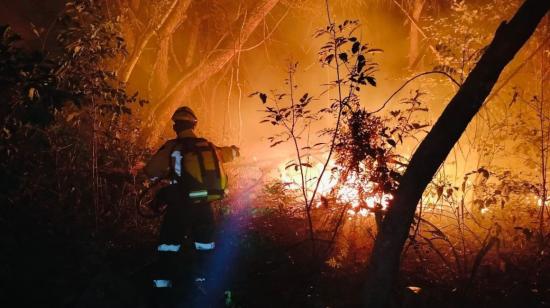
[259,93,267,104]
[352,42,360,54]
[366,76,376,86]
[339,53,348,62]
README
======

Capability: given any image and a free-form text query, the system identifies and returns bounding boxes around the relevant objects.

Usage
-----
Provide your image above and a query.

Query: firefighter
[143,106,239,306]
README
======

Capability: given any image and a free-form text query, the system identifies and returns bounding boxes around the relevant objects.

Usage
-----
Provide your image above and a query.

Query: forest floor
[1,200,549,308]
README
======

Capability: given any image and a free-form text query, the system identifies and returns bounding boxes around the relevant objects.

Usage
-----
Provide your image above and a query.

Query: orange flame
[277,157,392,216]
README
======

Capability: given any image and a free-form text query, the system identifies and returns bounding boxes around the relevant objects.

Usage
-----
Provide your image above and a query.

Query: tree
[118,0,184,83]
[389,0,437,69]
[145,0,280,145]
[362,0,550,306]
[407,0,426,68]
[149,0,193,99]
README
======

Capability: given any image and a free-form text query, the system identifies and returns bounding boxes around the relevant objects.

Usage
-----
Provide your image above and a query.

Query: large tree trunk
[362,1,550,307]
[145,0,280,145]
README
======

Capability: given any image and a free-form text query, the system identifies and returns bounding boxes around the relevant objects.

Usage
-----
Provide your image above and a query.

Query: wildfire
[277,157,393,216]
[537,198,549,207]
[277,159,337,197]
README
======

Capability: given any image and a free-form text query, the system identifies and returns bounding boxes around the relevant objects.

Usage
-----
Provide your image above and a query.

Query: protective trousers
[151,185,216,301]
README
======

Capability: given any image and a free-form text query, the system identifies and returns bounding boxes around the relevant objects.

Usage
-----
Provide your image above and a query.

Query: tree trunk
[119,0,181,83]
[184,16,200,69]
[145,0,280,145]
[408,0,425,68]
[149,0,192,99]
[149,36,171,99]
[363,1,550,307]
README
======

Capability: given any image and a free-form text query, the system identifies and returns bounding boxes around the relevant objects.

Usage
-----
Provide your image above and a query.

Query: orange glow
[277,156,337,198]
[278,156,393,216]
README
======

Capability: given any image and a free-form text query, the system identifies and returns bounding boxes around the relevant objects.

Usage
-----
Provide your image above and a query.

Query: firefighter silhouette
[144,106,239,306]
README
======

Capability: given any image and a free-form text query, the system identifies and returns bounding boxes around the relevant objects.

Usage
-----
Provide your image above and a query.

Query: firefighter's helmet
[172,106,198,123]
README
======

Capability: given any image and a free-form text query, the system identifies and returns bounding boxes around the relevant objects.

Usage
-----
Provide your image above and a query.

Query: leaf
[366,76,376,86]
[349,42,360,55]
[259,93,267,104]
[478,167,490,179]
[270,140,283,147]
[339,52,348,62]
[357,55,366,72]
[285,163,297,170]
[390,110,400,117]
[299,93,309,103]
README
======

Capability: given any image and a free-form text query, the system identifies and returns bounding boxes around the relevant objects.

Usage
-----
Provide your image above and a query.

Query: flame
[278,157,392,216]
[278,158,337,198]
[537,198,549,207]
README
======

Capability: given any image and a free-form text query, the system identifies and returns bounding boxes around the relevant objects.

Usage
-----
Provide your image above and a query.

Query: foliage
[257,180,303,216]
[252,18,381,246]
[334,91,429,210]
[0,0,146,210]
[56,0,146,111]
[399,165,543,288]
[0,2,153,305]
[425,0,518,83]
[0,25,65,132]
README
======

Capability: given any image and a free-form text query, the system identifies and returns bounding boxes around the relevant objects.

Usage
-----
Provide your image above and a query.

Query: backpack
[169,137,227,202]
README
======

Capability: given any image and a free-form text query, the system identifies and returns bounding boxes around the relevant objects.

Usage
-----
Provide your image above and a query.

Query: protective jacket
[144,129,237,179]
